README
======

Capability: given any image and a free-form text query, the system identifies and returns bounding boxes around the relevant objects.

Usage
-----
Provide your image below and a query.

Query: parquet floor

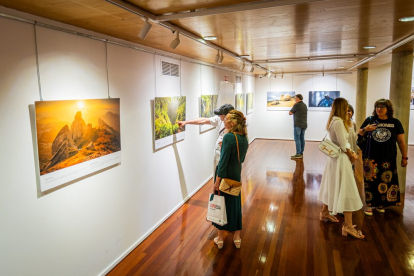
[108,140,414,276]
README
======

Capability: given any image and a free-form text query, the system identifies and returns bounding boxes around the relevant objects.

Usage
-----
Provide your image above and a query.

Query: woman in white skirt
[318,98,364,239]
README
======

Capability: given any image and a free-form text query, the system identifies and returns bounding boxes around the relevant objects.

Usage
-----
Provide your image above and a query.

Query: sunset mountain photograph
[35,99,121,175]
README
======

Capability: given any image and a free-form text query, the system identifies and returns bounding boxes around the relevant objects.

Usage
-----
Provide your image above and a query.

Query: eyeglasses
[375,105,387,109]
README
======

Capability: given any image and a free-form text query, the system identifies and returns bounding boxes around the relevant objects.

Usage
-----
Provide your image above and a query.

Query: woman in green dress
[213,110,249,249]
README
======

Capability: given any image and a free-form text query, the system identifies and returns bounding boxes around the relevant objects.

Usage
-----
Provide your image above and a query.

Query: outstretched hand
[176,121,186,127]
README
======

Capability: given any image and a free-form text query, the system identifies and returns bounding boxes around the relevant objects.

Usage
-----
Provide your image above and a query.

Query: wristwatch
[402,157,408,160]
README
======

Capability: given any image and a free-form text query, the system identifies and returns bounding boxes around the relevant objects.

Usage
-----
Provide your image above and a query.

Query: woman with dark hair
[213,110,248,249]
[347,104,358,153]
[358,99,408,216]
[318,98,364,239]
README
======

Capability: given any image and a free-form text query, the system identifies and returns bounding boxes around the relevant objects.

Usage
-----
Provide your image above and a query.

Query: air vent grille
[162,61,180,77]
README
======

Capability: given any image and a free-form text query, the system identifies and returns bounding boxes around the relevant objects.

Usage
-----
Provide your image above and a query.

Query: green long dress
[213,132,248,231]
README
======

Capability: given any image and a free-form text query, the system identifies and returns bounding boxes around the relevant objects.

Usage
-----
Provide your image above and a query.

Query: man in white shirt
[176,104,234,171]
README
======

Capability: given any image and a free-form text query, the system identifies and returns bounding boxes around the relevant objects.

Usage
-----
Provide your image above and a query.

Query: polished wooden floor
[108,140,414,276]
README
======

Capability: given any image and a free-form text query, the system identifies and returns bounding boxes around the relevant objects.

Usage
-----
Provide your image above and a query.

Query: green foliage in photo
[154,96,186,140]
[200,95,218,117]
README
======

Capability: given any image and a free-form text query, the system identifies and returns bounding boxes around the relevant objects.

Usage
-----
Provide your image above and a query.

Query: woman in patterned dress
[358,99,408,215]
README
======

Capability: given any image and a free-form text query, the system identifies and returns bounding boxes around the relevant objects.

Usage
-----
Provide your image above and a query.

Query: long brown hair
[227,110,248,136]
[326,98,349,132]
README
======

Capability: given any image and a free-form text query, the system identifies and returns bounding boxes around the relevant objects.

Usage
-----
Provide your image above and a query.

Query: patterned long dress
[360,117,404,208]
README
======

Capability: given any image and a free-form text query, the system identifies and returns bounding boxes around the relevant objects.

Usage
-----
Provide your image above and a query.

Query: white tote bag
[206,193,227,226]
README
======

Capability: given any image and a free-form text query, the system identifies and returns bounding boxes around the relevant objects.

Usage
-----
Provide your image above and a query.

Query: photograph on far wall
[267,91,296,111]
[154,96,186,150]
[411,86,414,109]
[308,91,340,110]
[246,93,254,114]
[200,94,218,132]
[35,98,121,192]
[235,93,245,113]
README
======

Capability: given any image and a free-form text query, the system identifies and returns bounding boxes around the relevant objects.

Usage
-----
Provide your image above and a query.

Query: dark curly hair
[372,98,394,118]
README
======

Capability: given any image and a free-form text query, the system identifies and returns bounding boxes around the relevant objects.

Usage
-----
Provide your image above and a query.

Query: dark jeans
[293,127,306,155]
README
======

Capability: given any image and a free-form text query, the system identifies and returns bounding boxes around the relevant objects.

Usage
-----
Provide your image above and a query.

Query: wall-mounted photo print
[308,91,340,111]
[35,98,121,192]
[246,93,254,114]
[154,96,186,150]
[267,91,295,111]
[235,93,245,113]
[411,86,414,110]
[200,94,218,132]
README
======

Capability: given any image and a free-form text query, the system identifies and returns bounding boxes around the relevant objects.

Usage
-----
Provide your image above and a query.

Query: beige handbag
[219,133,242,196]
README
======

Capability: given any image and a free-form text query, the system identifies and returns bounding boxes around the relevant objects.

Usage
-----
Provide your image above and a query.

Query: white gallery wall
[0,15,255,276]
[254,64,414,144]
[254,73,357,141]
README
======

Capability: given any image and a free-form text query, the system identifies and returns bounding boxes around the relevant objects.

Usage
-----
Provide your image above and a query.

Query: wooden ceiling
[0,0,413,74]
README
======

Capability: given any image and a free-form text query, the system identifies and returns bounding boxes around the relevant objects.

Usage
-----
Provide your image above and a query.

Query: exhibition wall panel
[254,73,357,141]
[243,74,256,141]
[0,15,254,276]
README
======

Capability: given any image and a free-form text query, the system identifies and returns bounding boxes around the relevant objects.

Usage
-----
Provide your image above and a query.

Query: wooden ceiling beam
[349,33,414,70]
[254,54,374,64]
[155,0,323,21]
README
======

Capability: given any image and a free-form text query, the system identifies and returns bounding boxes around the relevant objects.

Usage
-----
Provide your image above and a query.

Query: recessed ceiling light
[240,55,250,58]
[399,16,414,22]
[363,46,376,49]
[203,36,217,40]
[346,60,353,63]
[338,66,345,69]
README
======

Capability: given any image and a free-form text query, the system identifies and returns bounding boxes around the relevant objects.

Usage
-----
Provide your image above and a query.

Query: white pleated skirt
[318,152,363,214]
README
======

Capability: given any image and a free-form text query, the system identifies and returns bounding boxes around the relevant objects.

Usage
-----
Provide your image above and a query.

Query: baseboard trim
[99,175,213,276]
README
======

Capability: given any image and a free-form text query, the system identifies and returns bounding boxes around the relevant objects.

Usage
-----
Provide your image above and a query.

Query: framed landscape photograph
[200,94,218,132]
[35,98,121,192]
[154,96,186,150]
[235,93,245,113]
[411,86,414,110]
[267,91,295,111]
[308,91,340,111]
[246,93,253,114]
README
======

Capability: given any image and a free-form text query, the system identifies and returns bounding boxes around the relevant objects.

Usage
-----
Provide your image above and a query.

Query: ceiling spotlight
[323,71,325,77]
[203,36,217,40]
[215,50,220,63]
[138,20,152,40]
[240,62,245,70]
[218,51,224,64]
[266,71,272,77]
[399,16,414,22]
[273,74,277,79]
[363,46,376,49]
[250,66,255,73]
[170,31,180,49]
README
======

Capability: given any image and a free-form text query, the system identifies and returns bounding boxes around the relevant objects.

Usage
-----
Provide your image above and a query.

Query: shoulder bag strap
[322,118,335,141]
[233,133,240,163]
